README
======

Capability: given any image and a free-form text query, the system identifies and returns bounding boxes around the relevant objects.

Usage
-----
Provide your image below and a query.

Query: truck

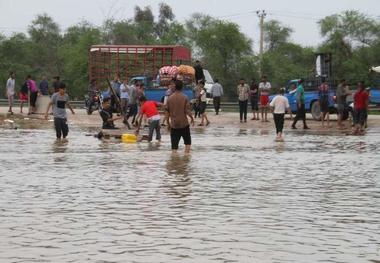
[270,53,352,120]
[88,45,194,103]
[369,66,380,105]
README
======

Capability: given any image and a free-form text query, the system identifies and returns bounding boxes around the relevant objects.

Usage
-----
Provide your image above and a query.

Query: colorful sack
[178,65,195,76]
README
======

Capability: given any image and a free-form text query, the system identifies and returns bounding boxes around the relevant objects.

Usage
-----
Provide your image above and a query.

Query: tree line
[1,3,380,100]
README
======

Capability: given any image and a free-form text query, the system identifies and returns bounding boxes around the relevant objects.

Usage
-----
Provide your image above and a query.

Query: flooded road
[0,123,379,262]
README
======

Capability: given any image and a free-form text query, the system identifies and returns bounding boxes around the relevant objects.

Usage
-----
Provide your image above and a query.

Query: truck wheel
[311,101,321,121]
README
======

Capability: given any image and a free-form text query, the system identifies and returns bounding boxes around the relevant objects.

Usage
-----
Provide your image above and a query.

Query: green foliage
[59,22,102,99]
[264,20,293,51]
[186,14,253,98]
[318,10,380,85]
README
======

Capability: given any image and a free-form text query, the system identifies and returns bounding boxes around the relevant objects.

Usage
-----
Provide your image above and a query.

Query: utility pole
[256,10,266,76]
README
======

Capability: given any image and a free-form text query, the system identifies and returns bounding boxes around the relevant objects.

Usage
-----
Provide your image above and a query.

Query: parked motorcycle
[85,91,102,115]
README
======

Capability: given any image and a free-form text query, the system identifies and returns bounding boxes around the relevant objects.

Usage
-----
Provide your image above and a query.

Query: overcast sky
[1,0,379,51]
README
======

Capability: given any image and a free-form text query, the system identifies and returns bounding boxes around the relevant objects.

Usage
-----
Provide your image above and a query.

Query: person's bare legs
[337,113,343,128]
[20,101,24,113]
[185,144,191,154]
[326,112,330,128]
[204,113,210,125]
[321,112,325,128]
[264,107,268,122]
[261,107,264,122]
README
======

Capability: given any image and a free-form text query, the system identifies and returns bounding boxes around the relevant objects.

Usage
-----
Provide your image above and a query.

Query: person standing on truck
[291,78,310,130]
[259,75,271,122]
[237,78,250,123]
[211,79,223,115]
[249,78,259,120]
[166,80,195,154]
[319,78,330,128]
[353,81,369,135]
[270,87,292,141]
[193,60,205,84]
[336,79,351,129]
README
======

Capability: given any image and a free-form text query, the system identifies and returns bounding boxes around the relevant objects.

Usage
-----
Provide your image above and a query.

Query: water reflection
[0,125,379,263]
[164,153,192,199]
[52,139,68,162]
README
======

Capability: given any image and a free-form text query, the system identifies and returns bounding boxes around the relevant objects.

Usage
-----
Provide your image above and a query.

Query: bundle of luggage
[159,66,178,86]
[159,65,195,86]
[177,65,195,85]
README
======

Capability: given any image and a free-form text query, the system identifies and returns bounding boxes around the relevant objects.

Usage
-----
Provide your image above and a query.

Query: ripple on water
[0,126,379,262]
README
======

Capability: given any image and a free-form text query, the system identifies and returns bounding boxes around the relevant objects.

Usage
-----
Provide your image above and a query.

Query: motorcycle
[85,91,102,115]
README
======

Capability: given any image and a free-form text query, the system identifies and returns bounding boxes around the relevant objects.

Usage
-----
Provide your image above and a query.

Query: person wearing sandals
[198,80,210,126]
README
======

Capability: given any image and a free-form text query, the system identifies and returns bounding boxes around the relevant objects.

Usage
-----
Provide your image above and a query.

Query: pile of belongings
[177,65,195,85]
[159,66,178,86]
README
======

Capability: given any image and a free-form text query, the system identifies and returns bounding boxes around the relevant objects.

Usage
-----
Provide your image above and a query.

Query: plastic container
[121,133,137,143]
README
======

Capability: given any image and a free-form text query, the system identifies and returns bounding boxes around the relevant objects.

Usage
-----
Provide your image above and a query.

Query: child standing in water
[45,82,75,140]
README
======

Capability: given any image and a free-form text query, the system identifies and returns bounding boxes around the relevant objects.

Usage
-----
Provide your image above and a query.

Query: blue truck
[129,76,193,102]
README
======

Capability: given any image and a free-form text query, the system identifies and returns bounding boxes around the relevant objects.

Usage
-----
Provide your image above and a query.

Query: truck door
[285,82,298,112]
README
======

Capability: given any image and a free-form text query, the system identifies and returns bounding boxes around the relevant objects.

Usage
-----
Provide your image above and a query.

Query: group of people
[263,77,370,140]
[5,72,62,114]
[4,64,371,149]
[236,76,273,123]
[94,76,194,153]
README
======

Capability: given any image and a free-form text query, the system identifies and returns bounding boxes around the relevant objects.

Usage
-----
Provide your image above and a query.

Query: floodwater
[0,123,379,263]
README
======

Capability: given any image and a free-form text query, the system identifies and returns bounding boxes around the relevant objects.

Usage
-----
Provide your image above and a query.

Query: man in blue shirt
[291,79,310,129]
[39,76,49,95]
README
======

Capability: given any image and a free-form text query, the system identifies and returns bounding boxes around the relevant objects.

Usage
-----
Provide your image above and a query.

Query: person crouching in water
[45,82,75,140]
[99,97,122,129]
[270,87,292,141]
[135,96,162,142]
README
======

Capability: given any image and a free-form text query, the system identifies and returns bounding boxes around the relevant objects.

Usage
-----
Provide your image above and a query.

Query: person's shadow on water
[164,153,193,200]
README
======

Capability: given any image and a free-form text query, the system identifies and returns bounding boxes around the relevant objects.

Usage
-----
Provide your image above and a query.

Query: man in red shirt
[135,96,162,142]
[353,81,369,134]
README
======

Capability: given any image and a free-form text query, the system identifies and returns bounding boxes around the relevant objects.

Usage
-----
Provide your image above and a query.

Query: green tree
[263,20,293,51]
[27,13,62,76]
[60,22,102,98]
[186,14,253,98]
[318,10,380,83]
[0,33,35,95]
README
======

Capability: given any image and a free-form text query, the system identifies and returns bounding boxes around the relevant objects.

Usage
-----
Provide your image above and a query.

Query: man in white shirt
[119,78,131,129]
[270,88,292,141]
[6,72,15,114]
[211,79,223,115]
[259,75,271,122]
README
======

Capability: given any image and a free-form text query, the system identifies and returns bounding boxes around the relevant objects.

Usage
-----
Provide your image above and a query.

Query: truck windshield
[203,70,214,84]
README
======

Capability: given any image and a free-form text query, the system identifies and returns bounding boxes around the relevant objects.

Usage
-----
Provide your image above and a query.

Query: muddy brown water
[0,119,379,262]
